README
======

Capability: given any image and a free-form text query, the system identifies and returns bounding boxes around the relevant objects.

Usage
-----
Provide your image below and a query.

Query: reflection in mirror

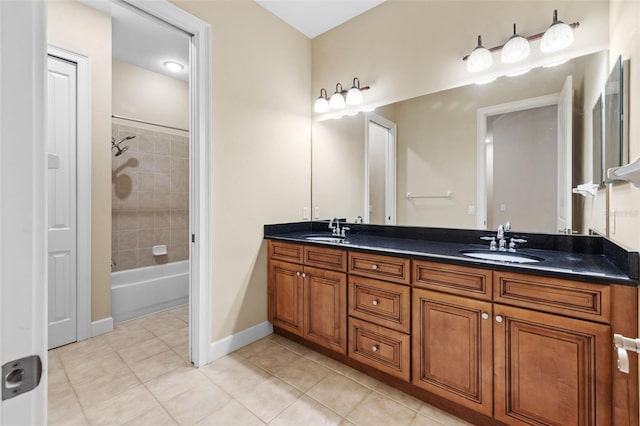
[312,50,609,235]
[604,55,623,182]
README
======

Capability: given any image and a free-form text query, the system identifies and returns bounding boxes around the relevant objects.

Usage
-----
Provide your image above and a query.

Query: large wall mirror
[311,50,610,235]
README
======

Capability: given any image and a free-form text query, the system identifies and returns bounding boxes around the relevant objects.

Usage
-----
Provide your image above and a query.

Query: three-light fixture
[314,77,370,113]
[464,9,578,73]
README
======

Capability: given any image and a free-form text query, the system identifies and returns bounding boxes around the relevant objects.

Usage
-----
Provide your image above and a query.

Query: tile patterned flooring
[48,306,470,425]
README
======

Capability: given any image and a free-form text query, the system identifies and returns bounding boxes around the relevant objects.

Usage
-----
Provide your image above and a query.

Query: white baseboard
[209,321,273,362]
[91,317,113,337]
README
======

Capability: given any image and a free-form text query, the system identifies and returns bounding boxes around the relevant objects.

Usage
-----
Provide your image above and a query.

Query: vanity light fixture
[501,24,530,64]
[314,88,330,113]
[540,10,574,53]
[463,10,579,73]
[314,78,371,113]
[163,61,184,72]
[466,35,493,72]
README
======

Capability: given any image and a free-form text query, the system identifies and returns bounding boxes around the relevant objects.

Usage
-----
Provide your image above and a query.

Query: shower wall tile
[112,122,189,271]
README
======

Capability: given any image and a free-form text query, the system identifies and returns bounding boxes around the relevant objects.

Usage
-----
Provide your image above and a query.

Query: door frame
[123,0,212,367]
[364,112,397,225]
[476,93,560,230]
[47,46,92,343]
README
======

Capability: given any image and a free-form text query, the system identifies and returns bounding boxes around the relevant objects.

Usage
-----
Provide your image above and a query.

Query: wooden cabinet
[268,241,347,354]
[412,286,493,416]
[493,304,611,426]
[348,275,410,333]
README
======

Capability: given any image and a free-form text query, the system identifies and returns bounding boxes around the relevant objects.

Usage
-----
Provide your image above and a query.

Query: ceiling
[255,0,385,39]
[81,0,384,83]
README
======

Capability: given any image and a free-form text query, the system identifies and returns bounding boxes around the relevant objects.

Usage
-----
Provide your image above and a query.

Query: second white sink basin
[303,234,345,243]
[460,250,543,263]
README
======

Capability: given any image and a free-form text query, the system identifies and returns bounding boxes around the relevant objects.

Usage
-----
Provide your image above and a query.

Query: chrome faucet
[328,218,340,236]
[354,215,363,224]
[497,225,507,251]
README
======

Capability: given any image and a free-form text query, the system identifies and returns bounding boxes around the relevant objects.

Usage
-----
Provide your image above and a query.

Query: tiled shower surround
[112,123,189,271]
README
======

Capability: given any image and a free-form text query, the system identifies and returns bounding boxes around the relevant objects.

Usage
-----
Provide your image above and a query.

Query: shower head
[111,135,135,157]
[114,145,129,157]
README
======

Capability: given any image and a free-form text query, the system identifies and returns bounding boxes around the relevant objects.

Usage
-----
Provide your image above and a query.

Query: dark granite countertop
[264,222,640,287]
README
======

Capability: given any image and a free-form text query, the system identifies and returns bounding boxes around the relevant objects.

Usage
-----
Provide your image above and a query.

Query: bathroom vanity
[265,222,639,426]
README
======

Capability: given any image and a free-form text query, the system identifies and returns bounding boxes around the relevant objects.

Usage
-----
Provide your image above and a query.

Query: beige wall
[170,0,312,341]
[312,1,609,112]
[48,0,112,322]
[112,60,189,130]
[608,0,640,251]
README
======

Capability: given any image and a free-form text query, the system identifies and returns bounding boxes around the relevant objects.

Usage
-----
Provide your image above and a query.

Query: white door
[365,113,397,225]
[557,76,573,234]
[0,0,48,423]
[47,55,78,349]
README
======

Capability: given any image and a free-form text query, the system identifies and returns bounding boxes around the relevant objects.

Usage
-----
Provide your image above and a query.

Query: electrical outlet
[500,203,507,212]
[302,207,309,220]
[314,206,320,219]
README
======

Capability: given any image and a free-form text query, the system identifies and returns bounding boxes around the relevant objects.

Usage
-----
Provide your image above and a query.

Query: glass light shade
[314,97,329,113]
[163,61,184,72]
[329,92,345,109]
[467,46,492,72]
[501,34,530,64]
[540,21,574,52]
[346,87,363,105]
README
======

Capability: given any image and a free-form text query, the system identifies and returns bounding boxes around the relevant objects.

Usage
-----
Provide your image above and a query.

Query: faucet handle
[505,221,511,232]
[480,236,494,241]
[510,238,527,244]
[341,227,350,237]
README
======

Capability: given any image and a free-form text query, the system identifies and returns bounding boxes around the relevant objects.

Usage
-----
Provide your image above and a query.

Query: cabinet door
[268,259,304,336]
[412,288,493,416]
[304,266,347,354]
[494,304,612,426]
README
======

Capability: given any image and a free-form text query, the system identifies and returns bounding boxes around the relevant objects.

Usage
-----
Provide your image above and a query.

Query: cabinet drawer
[493,271,611,323]
[349,275,410,333]
[304,245,347,272]
[268,240,304,264]
[348,317,410,382]
[413,260,492,301]
[348,252,410,285]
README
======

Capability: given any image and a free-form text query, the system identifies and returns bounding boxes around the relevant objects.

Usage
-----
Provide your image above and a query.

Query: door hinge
[191,234,195,243]
[2,355,42,400]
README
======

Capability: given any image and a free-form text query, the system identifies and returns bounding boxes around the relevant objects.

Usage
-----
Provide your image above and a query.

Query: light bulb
[467,35,493,72]
[314,88,329,113]
[346,77,364,105]
[501,24,530,64]
[329,83,345,109]
[540,10,574,53]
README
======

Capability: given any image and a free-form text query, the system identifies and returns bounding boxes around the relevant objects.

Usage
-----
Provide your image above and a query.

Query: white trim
[209,322,273,361]
[364,113,397,225]
[476,94,560,230]
[123,0,212,367]
[47,45,92,343]
[91,317,114,337]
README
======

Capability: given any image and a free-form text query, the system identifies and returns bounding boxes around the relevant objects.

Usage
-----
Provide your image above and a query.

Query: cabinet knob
[296,272,301,276]
[372,345,379,352]
[495,315,504,323]
[371,264,378,270]
[372,300,379,306]
[302,273,306,278]
[481,312,489,320]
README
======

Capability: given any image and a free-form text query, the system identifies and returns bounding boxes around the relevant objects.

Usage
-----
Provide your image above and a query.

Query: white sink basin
[460,250,543,263]
[303,235,345,243]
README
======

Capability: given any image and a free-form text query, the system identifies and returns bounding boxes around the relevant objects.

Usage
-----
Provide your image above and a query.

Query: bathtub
[111,260,189,323]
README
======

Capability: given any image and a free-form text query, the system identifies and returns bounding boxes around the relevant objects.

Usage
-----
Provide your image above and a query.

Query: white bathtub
[111,260,189,323]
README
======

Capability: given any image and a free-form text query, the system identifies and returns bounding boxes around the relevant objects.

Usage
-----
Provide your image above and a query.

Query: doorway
[365,113,397,225]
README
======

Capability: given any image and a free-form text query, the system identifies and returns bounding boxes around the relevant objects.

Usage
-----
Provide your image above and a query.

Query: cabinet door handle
[372,300,379,306]
[495,315,504,323]
[371,345,379,352]
[481,312,489,320]
[371,264,378,270]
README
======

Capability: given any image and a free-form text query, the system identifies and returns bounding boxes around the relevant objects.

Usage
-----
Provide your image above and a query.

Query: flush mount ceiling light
[501,24,530,64]
[163,61,184,72]
[314,77,370,114]
[540,9,574,53]
[466,35,492,72]
[314,88,330,113]
[463,11,579,73]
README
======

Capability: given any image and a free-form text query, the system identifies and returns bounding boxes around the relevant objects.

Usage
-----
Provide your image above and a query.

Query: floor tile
[410,413,447,426]
[118,336,170,363]
[84,384,159,426]
[128,349,187,382]
[232,337,275,359]
[201,355,270,399]
[145,365,210,402]
[124,406,177,425]
[64,351,127,387]
[270,395,343,426]
[194,399,265,426]
[271,335,314,356]
[74,367,141,409]
[234,376,301,423]
[162,381,231,426]
[307,372,370,417]
[275,356,332,392]
[172,342,190,361]
[418,404,473,426]
[48,387,88,426]
[48,349,63,370]
[140,315,187,336]
[374,381,423,411]
[104,324,155,351]
[57,336,112,365]
[347,391,418,426]
[157,326,189,348]
[245,341,301,374]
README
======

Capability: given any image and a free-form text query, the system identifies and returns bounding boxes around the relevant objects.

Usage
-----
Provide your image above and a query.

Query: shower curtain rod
[112,114,189,132]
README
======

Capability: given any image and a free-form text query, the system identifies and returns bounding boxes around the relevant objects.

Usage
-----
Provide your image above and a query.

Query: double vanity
[265,222,639,425]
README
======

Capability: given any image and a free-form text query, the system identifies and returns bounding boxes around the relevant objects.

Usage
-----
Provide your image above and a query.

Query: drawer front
[269,240,304,264]
[413,260,492,301]
[349,252,410,285]
[348,317,410,382]
[349,275,410,333]
[493,271,611,323]
[304,245,347,272]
